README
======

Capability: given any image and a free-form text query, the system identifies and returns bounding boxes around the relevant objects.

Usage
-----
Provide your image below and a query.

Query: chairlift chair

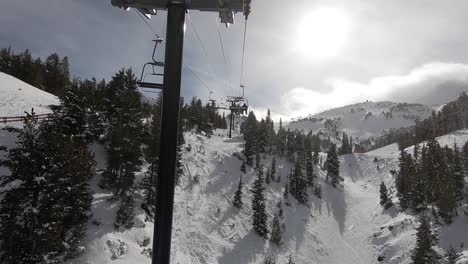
[227,96,248,116]
[138,37,165,90]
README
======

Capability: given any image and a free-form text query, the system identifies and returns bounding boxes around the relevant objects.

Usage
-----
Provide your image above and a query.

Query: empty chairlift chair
[137,37,165,90]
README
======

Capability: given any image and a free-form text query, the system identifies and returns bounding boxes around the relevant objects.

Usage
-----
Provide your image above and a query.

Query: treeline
[0,47,228,263]
[395,139,466,223]
[0,47,71,96]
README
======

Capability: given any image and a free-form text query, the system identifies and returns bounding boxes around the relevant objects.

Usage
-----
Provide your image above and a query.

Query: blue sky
[3,0,468,120]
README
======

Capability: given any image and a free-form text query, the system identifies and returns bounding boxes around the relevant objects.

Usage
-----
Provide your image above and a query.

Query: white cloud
[279,63,468,120]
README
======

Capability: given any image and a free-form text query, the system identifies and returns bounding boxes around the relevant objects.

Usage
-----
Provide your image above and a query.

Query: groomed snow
[0,72,59,118]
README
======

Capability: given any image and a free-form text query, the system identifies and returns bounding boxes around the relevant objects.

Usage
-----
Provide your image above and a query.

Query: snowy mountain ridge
[287,101,435,141]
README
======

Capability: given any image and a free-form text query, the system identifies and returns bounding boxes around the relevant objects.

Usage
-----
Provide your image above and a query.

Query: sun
[296,7,351,59]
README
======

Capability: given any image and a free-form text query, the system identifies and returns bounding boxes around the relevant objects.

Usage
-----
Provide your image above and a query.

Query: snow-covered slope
[0,72,59,117]
[64,128,466,264]
[287,101,434,140]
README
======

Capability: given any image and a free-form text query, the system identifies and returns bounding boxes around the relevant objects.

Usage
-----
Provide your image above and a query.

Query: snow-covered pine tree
[0,112,47,263]
[115,193,136,229]
[325,144,340,188]
[411,213,441,264]
[444,245,461,264]
[233,175,243,209]
[103,68,144,196]
[290,156,308,204]
[0,109,95,262]
[38,115,95,259]
[270,200,285,246]
[251,168,269,239]
[379,182,393,209]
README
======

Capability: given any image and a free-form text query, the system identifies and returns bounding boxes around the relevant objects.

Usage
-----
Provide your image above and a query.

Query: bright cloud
[278,63,468,120]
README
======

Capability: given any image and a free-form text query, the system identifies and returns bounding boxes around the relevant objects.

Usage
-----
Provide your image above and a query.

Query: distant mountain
[0,72,59,118]
[287,101,436,141]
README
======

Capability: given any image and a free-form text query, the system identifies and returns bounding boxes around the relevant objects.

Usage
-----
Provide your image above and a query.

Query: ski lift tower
[110,1,251,264]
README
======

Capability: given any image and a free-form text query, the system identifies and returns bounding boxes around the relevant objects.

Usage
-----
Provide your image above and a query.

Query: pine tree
[0,109,94,263]
[379,182,393,209]
[290,157,308,204]
[270,201,285,246]
[452,144,464,205]
[251,168,269,239]
[0,113,47,263]
[233,175,243,209]
[313,143,320,165]
[411,213,441,264]
[396,149,414,209]
[255,153,261,169]
[271,156,277,181]
[444,245,461,264]
[266,167,271,184]
[326,144,340,188]
[242,111,258,166]
[115,194,135,229]
[306,151,315,187]
[103,68,144,196]
[240,160,247,173]
[283,183,291,206]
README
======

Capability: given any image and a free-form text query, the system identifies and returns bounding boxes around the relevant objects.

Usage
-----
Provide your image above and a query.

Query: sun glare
[296,7,351,59]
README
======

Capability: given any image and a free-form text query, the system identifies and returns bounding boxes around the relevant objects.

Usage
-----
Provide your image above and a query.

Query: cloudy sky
[2,0,468,121]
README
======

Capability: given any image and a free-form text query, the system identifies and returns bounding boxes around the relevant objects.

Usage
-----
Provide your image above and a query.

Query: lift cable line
[215,19,236,96]
[216,22,228,65]
[111,1,252,263]
[186,14,209,58]
[133,9,164,40]
[187,13,234,97]
[239,18,248,87]
[184,65,212,92]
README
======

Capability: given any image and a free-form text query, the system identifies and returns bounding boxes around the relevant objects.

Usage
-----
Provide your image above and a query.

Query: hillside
[287,101,434,141]
[65,129,468,264]
[0,72,59,118]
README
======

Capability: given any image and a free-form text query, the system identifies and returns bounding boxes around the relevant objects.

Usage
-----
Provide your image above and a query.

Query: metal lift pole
[153,3,186,264]
[229,111,233,138]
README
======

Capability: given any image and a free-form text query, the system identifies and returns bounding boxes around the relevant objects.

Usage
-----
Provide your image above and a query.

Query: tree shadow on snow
[323,183,347,234]
[217,232,267,264]
[282,199,313,252]
[204,156,243,195]
[341,154,364,182]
